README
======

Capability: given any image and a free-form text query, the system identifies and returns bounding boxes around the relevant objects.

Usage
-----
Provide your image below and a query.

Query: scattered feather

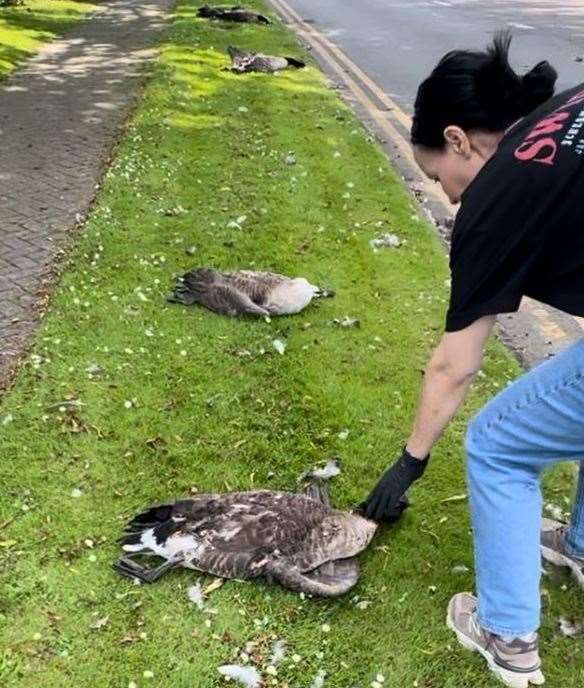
[311,670,326,688]
[272,339,287,355]
[559,616,583,638]
[545,503,565,521]
[369,233,401,249]
[71,488,83,498]
[285,152,297,165]
[333,316,360,328]
[355,599,371,610]
[451,564,470,574]
[337,429,350,441]
[217,664,262,687]
[268,639,286,667]
[90,615,109,631]
[187,583,206,610]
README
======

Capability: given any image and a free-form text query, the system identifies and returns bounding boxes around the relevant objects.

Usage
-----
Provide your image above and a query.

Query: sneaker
[540,519,584,589]
[447,593,545,688]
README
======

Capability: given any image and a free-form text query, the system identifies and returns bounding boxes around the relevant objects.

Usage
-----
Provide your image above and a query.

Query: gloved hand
[362,448,429,522]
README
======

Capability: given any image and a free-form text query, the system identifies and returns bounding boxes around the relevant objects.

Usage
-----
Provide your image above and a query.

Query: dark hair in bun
[411,31,558,148]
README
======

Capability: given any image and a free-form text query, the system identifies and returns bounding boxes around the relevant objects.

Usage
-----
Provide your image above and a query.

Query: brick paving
[0,0,174,389]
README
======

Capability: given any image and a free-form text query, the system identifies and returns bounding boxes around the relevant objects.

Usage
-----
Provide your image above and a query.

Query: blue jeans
[466,338,584,636]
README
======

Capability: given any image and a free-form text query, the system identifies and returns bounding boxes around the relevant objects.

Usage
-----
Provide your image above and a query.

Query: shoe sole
[541,544,584,590]
[446,599,545,688]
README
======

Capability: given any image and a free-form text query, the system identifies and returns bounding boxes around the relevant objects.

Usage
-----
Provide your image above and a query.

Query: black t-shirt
[446,84,584,332]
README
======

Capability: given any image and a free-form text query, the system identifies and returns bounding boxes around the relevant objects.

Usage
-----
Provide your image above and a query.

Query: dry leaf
[441,493,467,503]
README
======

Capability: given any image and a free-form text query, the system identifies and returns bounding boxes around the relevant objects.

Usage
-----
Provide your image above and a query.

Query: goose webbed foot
[113,555,182,583]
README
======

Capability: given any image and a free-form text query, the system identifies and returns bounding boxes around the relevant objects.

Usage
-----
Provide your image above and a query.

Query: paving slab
[0,0,174,390]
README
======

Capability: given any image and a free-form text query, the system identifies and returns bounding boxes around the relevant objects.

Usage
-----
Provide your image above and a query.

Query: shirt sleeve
[445,174,541,332]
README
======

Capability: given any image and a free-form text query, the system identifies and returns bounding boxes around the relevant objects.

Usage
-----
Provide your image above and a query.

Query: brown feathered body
[169,268,332,317]
[118,490,377,596]
[227,46,305,73]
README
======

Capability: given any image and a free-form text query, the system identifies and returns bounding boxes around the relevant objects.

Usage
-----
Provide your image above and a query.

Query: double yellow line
[267,0,584,346]
[267,0,452,210]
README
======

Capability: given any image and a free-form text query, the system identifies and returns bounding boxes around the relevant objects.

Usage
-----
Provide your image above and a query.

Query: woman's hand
[362,449,428,521]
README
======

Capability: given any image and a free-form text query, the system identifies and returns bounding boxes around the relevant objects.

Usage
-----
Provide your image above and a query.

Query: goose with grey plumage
[168,267,333,317]
[226,46,305,74]
[114,469,408,597]
[197,5,271,24]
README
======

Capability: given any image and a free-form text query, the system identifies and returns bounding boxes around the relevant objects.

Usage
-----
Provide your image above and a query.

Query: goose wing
[224,270,289,304]
[192,491,330,552]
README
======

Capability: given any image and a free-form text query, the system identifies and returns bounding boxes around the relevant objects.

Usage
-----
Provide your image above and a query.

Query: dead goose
[197,5,271,24]
[168,267,334,317]
[227,45,305,74]
[114,477,407,597]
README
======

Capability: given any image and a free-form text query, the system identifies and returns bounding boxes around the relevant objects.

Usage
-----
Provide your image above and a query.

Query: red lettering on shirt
[514,137,557,165]
[561,89,584,109]
[525,111,570,139]
[514,89,584,165]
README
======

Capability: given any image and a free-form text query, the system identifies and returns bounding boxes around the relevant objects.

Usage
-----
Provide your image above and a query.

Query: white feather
[268,639,286,667]
[217,664,262,687]
[311,670,326,688]
[187,583,205,610]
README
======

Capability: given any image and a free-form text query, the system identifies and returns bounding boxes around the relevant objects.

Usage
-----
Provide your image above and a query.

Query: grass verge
[0,0,95,78]
[0,1,582,686]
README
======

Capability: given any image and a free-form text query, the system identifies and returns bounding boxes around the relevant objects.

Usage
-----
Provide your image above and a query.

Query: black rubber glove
[362,448,429,522]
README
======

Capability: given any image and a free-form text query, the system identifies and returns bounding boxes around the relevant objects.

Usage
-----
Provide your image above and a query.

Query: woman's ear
[443,126,471,157]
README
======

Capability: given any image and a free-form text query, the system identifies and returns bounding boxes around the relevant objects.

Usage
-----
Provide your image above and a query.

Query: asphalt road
[281,0,584,113]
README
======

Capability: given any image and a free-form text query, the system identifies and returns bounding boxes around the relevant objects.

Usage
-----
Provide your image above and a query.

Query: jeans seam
[475,372,583,437]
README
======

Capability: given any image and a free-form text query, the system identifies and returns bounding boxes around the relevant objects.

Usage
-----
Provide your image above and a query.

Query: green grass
[1,1,583,686]
[0,0,94,77]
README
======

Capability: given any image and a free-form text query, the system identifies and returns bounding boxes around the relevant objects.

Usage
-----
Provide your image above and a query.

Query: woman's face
[413,127,502,204]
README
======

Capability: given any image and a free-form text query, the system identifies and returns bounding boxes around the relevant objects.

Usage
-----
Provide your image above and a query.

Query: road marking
[267,0,451,210]
[268,0,584,342]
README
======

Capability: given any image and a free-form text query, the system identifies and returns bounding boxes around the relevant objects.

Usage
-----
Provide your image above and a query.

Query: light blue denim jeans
[466,338,584,637]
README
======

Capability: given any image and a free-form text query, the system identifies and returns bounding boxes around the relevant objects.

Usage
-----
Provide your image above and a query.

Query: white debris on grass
[285,152,297,165]
[369,233,401,250]
[227,215,248,230]
[311,670,326,688]
[217,664,262,687]
[187,583,206,610]
[272,339,287,355]
[451,564,470,574]
[332,316,360,328]
[71,488,83,498]
[559,616,583,638]
[545,503,565,521]
[355,599,371,610]
[268,639,286,667]
[337,429,350,441]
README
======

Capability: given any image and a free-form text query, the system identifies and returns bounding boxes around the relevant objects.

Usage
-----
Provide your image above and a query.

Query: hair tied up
[411,30,558,148]
[519,60,558,115]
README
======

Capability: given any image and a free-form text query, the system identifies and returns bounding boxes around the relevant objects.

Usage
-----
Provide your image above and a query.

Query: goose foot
[113,555,182,583]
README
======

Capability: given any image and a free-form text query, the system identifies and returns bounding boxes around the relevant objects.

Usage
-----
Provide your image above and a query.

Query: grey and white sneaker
[541,519,584,589]
[447,593,545,688]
